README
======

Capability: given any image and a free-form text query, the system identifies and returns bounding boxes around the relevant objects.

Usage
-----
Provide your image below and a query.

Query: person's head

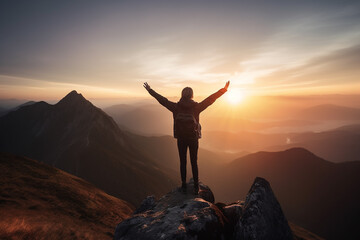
[181,87,193,100]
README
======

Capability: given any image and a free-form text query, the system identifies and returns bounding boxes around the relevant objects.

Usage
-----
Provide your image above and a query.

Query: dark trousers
[177,138,199,185]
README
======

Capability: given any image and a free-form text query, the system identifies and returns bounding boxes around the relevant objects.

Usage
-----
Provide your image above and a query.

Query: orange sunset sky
[1,0,360,101]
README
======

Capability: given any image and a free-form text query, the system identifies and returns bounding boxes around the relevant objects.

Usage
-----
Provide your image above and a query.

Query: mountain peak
[56,90,90,107]
[283,147,314,156]
[63,90,84,100]
[68,89,79,95]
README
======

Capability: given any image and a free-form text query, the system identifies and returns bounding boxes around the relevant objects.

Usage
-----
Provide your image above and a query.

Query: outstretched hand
[224,81,230,91]
[143,82,151,91]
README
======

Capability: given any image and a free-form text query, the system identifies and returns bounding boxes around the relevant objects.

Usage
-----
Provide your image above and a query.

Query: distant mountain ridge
[334,123,360,132]
[0,90,178,206]
[0,101,36,117]
[104,103,173,136]
[267,125,360,162]
[197,124,360,163]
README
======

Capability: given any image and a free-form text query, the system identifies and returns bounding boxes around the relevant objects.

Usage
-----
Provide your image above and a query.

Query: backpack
[175,113,201,139]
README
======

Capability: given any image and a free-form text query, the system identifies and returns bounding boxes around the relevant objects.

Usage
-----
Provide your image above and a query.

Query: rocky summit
[114,177,293,240]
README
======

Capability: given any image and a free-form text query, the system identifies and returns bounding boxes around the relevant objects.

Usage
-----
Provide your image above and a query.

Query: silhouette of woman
[144,81,229,194]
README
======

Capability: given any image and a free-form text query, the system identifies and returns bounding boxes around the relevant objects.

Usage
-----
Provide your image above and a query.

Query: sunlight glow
[226,88,245,105]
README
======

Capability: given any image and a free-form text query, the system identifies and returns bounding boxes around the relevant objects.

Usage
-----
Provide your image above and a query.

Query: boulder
[114,182,225,240]
[234,177,293,240]
[222,200,244,226]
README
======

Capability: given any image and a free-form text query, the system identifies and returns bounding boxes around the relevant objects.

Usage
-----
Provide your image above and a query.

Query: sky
[1,0,360,101]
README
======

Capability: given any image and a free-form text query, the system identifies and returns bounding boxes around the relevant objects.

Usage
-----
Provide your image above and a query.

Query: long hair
[181,87,193,100]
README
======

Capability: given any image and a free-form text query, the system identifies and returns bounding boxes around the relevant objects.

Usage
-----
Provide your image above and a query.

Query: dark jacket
[148,88,226,138]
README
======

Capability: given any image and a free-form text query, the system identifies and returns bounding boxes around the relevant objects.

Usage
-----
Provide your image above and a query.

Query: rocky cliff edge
[114,177,295,240]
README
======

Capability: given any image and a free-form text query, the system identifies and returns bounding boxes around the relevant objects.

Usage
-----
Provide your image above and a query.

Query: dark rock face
[234,177,293,240]
[114,178,293,240]
[221,200,244,227]
[114,182,224,240]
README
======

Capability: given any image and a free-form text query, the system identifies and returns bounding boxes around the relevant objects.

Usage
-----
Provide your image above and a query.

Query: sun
[226,88,245,105]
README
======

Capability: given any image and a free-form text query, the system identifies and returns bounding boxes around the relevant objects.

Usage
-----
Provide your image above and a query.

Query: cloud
[250,44,360,94]
[225,7,360,93]
[128,48,228,83]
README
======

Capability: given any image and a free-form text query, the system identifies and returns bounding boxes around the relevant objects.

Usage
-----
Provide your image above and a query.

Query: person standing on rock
[143,81,229,194]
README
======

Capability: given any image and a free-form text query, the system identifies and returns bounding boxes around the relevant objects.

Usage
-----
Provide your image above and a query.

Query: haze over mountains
[104,103,173,135]
[105,101,360,163]
[199,125,360,163]
[295,104,360,121]
[104,95,360,135]
[267,125,360,162]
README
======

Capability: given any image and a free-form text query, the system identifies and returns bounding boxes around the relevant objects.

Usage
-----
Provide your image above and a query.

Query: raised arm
[143,82,176,112]
[198,81,229,112]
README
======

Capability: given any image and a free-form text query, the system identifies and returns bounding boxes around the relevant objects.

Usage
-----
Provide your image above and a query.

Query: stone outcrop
[234,177,293,240]
[114,178,293,240]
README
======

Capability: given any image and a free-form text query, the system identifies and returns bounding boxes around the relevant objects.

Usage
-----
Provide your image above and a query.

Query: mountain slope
[198,124,360,162]
[0,90,178,206]
[0,106,7,117]
[212,148,360,240]
[334,123,360,132]
[0,152,133,239]
[267,125,360,162]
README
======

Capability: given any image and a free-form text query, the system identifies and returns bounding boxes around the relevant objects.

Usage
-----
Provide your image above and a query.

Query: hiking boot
[181,182,187,193]
[193,183,199,195]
